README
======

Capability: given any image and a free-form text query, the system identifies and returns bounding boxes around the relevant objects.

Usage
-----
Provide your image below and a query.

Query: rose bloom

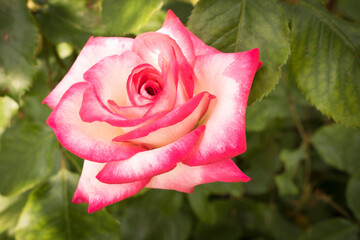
[44,10,260,213]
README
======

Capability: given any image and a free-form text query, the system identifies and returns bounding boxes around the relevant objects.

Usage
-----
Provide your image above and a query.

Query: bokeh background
[1,0,360,239]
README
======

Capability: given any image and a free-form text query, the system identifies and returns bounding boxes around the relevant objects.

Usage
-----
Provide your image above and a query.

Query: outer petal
[47,82,145,163]
[188,31,220,56]
[183,49,260,166]
[83,52,144,108]
[146,159,250,193]
[158,10,219,57]
[43,37,133,109]
[97,126,205,184]
[157,10,195,66]
[72,160,149,213]
[113,92,214,148]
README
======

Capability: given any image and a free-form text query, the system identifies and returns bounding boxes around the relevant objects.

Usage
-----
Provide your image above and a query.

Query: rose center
[127,64,163,106]
[139,80,162,99]
[145,86,157,96]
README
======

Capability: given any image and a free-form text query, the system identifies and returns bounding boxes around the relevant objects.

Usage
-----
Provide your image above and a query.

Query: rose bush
[44,10,260,213]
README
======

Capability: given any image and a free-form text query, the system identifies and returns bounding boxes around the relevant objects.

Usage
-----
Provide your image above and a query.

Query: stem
[60,147,82,173]
[286,91,312,209]
[287,94,311,182]
[42,36,53,87]
[60,147,66,171]
[281,0,299,5]
[326,0,337,12]
[50,44,66,70]
[314,189,353,220]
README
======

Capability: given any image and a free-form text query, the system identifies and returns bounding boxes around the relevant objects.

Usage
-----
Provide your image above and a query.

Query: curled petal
[47,82,145,163]
[73,161,149,213]
[113,92,214,148]
[133,32,194,99]
[143,57,178,116]
[108,100,152,119]
[43,37,133,109]
[146,159,250,193]
[97,126,205,184]
[80,87,165,127]
[127,64,163,107]
[83,51,144,108]
[183,49,260,166]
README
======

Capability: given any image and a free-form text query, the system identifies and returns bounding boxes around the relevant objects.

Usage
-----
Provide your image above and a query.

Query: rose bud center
[127,64,163,106]
[140,80,162,99]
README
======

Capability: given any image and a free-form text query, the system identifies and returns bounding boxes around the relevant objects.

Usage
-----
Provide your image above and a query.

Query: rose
[44,10,260,213]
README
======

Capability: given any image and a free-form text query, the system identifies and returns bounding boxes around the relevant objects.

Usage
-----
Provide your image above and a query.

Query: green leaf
[187,182,244,224]
[163,1,193,24]
[194,200,244,240]
[280,147,306,174]
[245,83,290,131]
[275,175,299,196]
[22,96,51,124]
[139,189,184,215]
[15,170,121,240]
[120,204,191,240]
[287,0,360,127]
[187,0,290,103]
[300,218,359,240]
[271,210,302,240]
[0,192,29,234]
[203,181,244,198]
[346,169,360,220]
[103,0,165,36]
[62,148,83,173]
[218,200,302,239]
[242,132,282,195]
[0,122,56,196]
[35,0,102,49]
[135,10,167,35]
[0,96,18,135]
[0,232,14,240]
[312,124,360,174]
[0,0,38,97]
[187,186,217,224]
[336,0,360,23]
[275,147,306,196]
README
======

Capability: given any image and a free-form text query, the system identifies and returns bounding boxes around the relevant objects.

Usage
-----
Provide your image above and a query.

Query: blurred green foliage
[0,0,359,239]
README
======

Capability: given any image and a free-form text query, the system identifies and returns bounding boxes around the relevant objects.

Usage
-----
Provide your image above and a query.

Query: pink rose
[44,10,260,213]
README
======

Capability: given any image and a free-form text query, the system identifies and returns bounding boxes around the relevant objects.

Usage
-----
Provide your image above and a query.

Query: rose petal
[183,49,260,166]
[108,100,152,119]
[146,159,250,193]
[97,126,205,184]
[72,160,149,213]
[47,82,145,163]
[133,32,194,99]
[143,57,178,116]
[80,87,166,127]
[83,51,144,108]
[127,64,163,106]
[188,31,220,56]
[157,10,195,66]
[43,37,133,109]
[113,91,214,148]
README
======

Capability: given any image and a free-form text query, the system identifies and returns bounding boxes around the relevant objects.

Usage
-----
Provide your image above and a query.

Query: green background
[0,0,359,239]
